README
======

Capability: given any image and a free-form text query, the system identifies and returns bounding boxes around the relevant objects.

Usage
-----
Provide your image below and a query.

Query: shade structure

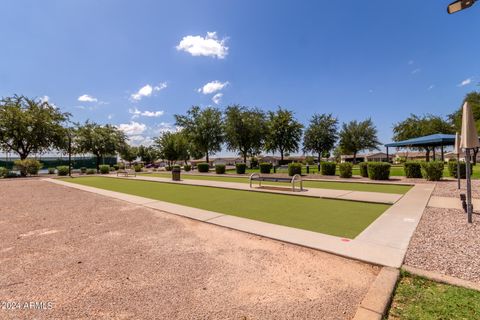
[384,134,455,148]
[455,132,461,154]
[460,102,480,149]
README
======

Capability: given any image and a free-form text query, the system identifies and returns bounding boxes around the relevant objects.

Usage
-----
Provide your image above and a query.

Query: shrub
[47,167,55,174]
[359,162,369,178]
[134,164,142,172]
[80,167,87,174]
[99,164,110,174]
[0,167,8,177]
[236,163,247,174]
[421,161,444,181]
[288,163,302,176]
[321,162,336,176]
[86,168,95,175]
[197,163,210,173]
[5,171,18,178]
[448,160,470,179]
[339,162,353,178]
[184,165,192,172]
[118,162,125,170]
[14,159,42,176]
[367,162,391,180]
[215,164,226,174]
[113,164,119,171]
[250,158,258,169]
[404,161,422,178]
[57,166,69,176]
[259,162,272,174]
[165,166,172,171]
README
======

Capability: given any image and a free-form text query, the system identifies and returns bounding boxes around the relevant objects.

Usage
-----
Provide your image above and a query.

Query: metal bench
[116,168,137,177]
[249,173,303,192]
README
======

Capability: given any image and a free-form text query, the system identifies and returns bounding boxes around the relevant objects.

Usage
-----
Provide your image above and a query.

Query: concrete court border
[45,178,433,269]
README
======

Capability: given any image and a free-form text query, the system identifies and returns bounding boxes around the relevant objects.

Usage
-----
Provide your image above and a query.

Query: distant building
[341,152,392,163]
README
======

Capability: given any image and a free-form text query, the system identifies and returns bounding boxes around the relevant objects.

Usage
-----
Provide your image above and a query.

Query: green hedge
[448,160,471,179]
[404,161,422,178]
[86,168,95,175]
[339,162,353,178]
[0,156,117,170]
[197,163,210,173]
[259,162,272,174]
[134,164,142,172]
[184,165,192,172]
[359,162,369,178]
[288,163,302,176]
[99,165,110,174]
[421,161,444,181]
[321,162,336,176]
[215,164,226,174]
[47,167,55,174]
[0,167,8,178]
[236,163,247,174]
[57,166,69,176]
[14,159,42,176]
[367,162,391,180]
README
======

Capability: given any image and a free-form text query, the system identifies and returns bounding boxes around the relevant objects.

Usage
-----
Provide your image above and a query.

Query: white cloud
[212,93,223,105]
[128,107,164,118]
[128,135,154,147]
[107,114,114,120]
[78,94,98,102]
[40,95,50,103]
[117,121,147,135]
[428,84,435,90]
[458,78,473,87]
[130,83,167,101]
[198,80,229,94]
[176,32,228,59]
[408,60,414,65]
[411,68,421,74]
[153,122,181,135]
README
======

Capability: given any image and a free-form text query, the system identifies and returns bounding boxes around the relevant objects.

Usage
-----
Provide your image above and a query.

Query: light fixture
[448,0,476,14]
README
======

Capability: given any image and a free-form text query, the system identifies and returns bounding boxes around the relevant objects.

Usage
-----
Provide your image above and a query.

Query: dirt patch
[0,179,378,319]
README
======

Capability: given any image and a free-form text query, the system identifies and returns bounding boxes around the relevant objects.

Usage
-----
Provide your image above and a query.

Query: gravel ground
[404,205,480,283]
[0,179,379,319]
[431,179,480,198]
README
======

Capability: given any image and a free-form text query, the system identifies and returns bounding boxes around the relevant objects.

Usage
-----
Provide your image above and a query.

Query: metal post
[68,132,72,177]
[441,145,444,162]
[466,148,473,223]
[386,146,389,163]
[457,153,461,189]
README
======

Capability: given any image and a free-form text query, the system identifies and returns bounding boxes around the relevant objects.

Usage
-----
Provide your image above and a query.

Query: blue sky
[1,0,479,155]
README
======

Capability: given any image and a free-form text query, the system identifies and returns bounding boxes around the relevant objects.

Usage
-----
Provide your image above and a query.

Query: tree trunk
[243,153,247,164]
[425,147,430,162]
[206,152,209,164]
[20,153,28,160]
[353,151,357,165]
[473,148,478,165]
[318,153,321,171]
[280,149,284,161]
[96,155,101,172]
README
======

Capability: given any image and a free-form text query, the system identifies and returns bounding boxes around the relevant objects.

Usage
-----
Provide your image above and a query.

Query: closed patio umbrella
[460,101,479,223]
[455,132,461,189]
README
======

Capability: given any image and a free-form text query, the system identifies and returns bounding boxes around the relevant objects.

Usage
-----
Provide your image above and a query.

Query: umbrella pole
[457,153,461,189]
[466,148,473,223]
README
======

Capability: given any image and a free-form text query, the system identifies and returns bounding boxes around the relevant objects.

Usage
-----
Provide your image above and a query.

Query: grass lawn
[62,176,390,239]
[387,271,480,319]
[140,172,412,194]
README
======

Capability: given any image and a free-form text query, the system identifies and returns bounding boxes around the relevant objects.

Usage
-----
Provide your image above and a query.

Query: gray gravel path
[0,179,378,319]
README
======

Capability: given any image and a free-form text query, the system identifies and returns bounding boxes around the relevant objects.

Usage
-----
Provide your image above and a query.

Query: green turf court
[62,176,390,239]
[139,172,412,194]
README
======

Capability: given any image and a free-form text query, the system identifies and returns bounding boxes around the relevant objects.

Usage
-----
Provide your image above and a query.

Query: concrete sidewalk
[46,178,433,268]
[116,175,403,204]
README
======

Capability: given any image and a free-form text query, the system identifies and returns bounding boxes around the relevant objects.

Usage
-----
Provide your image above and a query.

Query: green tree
[224,105,266,163]
[75,121,127,171]
[0,95,70,159]
[265,107,303,161]
[118,145,138,166]
[154,131,191,165]
[137,145,160,165]
[174,106,223,162]
[339,119,380,164]
[393,114,454,161]
[303,113,338,165]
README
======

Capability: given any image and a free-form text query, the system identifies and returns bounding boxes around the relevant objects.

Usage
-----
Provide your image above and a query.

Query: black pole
[466,148,473,223]
[441,145,444,162]
[386,146,389,163]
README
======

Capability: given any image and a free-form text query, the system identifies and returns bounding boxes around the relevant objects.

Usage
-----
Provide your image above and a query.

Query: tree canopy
[265,107,303,161]
[0,95,70,159]
[118,144,138,165]
[449,91,480,133]
[154,131,191,165]
[392,113,454,161]
[74,121,127,170]
[338,118,380,163]
[174,106,223,162]
[137,145,160,165]
[303,113,338,163]
[224,105,266,163]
